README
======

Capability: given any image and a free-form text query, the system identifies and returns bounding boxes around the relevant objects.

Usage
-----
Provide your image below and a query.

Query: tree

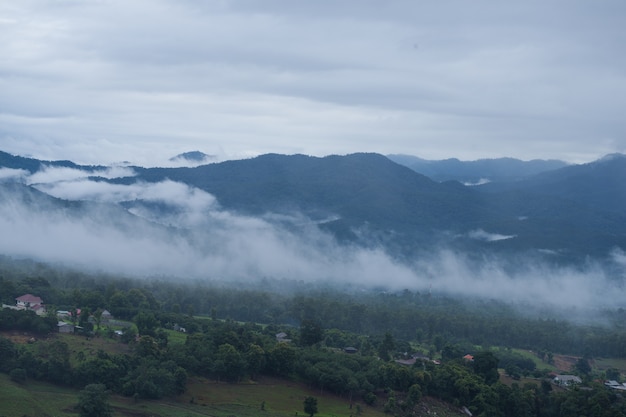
[300,319,323,346]
[266,343,296,376]
[215,343,246,382]
[574,356,592,375]
[303,396,318,417]
[246,343,266,379]
[77,384,112,417]
[473,351,500,385]
[378,332,395,361]
[134,312,158,337]
[0,336,16,372]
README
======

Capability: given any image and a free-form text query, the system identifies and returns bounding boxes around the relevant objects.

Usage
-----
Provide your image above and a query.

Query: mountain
[114,152,626,262]
[387,154,568,184]
[1,150,625,267]
[125,153,482,226]
[0,150,102,174]
[478,153,626,214]
[169,151,215,164]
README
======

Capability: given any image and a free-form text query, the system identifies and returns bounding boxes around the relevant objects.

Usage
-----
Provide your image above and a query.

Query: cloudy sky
[1,0,625,166]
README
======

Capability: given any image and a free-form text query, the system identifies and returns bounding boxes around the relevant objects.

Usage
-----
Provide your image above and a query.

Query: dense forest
[2,257,626,416]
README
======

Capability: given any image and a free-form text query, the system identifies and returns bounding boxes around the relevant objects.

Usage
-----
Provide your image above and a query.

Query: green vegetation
[3,262,626,416]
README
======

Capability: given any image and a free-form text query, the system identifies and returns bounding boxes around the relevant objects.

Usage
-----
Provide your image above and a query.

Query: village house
[57,321,75,334]
[553,374,582,387]
[101,309,113,323]
[605,380,626,390]
[14,294,46,316]
[276,332,291,343]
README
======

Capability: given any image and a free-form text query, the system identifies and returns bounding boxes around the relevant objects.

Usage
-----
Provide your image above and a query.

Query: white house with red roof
[15,294,46,316]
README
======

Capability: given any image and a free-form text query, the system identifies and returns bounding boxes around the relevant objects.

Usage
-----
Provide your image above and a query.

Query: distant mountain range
[1,150,625,269]
[387,154,569,184]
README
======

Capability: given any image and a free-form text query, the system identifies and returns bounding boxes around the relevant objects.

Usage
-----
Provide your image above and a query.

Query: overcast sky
[1,0,625,166]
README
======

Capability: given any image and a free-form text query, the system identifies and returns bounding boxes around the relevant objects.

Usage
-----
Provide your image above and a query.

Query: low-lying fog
[1,165,624,313]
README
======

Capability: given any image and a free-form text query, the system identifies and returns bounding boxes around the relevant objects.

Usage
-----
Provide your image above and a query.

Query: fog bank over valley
[0,164,624,314]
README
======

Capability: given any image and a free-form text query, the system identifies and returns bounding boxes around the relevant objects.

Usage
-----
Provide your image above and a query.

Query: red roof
[16,294,43,304]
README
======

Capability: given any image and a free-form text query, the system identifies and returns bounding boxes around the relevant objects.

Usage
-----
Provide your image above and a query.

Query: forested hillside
[2,259,626,416]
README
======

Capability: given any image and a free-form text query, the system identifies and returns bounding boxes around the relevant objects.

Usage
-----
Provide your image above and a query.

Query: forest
[1,258,626,416]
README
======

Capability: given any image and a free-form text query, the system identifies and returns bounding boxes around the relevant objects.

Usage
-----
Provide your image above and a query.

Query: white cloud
[27,165,135,185]
[468,229,516,242]
[1,177,625,311]
[0,168,28,181]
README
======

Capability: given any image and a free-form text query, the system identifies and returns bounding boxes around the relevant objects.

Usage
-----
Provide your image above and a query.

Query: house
[463,354,474,362]
[58,321,75,334]
[395,358,417,366]
[101,310,113,322]
[553,374,582,387]
[344,347,358,354]
[605,380,626,390]
[276,332,291,343]
[15,294,46,316]
[57,310,71,318]
[173,323,187,333]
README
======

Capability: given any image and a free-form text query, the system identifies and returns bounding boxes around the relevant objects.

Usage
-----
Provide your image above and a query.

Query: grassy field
[164,328,188,346]
[509,348,558,372]
[0,372,468,417]
[593,357,626,376]
[0,373,77,417]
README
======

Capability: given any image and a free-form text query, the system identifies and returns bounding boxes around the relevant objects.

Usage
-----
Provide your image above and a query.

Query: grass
[509,348,558,371]
[0,371,469,417]
[164,328,188,346]
[0,372,391,417]
[593,357,626,374]
[56,332,131,365]
[0,373,76,417]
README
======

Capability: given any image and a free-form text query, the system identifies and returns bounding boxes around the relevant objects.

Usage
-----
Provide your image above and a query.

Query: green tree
[78,384,112,417]
[303,396,318,417]
[473,351,499,385]
[134,312,158,337]
[378,332,395,361]
[300,319,323,346]
[266,343,296,376]
[215,343,246,382]
[0,336,16,372]
[246,343,266,379]
[574,356,592,375]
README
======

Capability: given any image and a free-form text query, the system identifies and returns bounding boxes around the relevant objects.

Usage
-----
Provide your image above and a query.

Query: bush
[363,391,377,406]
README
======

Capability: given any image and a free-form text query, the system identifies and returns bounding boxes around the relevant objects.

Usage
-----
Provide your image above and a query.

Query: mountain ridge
[1,150,625,266]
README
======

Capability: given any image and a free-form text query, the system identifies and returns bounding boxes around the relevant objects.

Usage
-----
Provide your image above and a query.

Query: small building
[344,347,358,354]
[57,310,71,318]
[463,354,474,362]
[276,332,291,343]
[58,321,75,334]
[553,374,582,387]
[101,310,113,322]
[605,380,626,390]
[395,358,417,366]
[173,323,187,333]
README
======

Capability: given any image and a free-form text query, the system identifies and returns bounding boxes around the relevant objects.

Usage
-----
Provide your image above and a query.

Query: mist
[0,166,624,315]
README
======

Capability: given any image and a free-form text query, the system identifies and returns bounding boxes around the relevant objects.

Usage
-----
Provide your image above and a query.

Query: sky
[1,0,625,166]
